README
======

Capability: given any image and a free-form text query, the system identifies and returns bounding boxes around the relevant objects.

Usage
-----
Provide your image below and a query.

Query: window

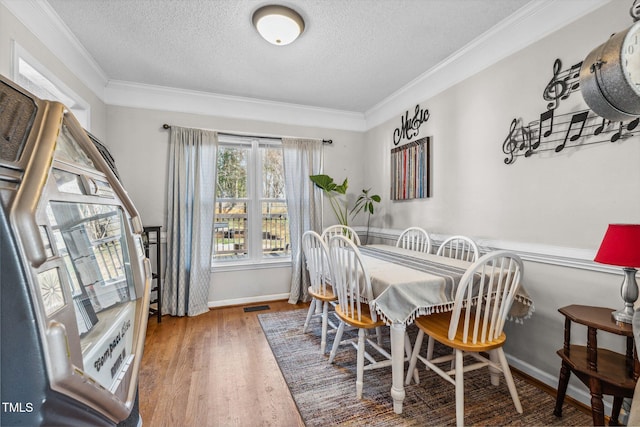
[213,136,290,263]
[12,41,91,129]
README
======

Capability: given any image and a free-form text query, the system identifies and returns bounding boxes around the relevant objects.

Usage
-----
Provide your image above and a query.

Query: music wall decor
[391,136,431,200]
[502,58,639,165]
[393,104,430,146]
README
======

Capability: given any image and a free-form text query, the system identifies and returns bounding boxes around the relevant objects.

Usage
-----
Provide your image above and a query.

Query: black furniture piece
[143,226,162,323]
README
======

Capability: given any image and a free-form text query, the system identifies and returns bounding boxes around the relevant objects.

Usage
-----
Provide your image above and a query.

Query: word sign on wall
[502,58,638,165]
[393,104,430,146]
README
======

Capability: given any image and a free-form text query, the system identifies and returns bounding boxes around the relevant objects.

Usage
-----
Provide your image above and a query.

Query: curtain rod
[162,123,332,144]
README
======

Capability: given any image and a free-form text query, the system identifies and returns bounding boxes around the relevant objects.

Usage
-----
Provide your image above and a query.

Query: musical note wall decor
[502,58,639,165]
[391,136,431,200]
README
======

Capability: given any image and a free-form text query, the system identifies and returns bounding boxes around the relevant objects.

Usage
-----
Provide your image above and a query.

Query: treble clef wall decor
[543,58,582,110]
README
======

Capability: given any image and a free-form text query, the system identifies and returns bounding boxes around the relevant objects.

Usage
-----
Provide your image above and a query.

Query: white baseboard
[208,293,291,308]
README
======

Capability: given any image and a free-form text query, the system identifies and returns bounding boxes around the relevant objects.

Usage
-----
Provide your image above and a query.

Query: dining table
[357,244,535,414]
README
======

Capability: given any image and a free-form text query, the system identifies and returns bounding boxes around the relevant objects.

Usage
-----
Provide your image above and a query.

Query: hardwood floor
[138,300,307,427]
[138,300,591,426]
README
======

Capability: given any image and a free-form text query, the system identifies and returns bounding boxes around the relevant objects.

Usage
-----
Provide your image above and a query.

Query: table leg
[390,322,406,414]
[553,360,571,417]
[588,377,605,426]
[610,396,623,426]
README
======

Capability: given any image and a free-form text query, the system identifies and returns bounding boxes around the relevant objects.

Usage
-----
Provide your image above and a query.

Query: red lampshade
[594,224,640,268]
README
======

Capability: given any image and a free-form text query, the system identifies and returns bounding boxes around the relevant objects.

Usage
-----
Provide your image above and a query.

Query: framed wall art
[390,136,431,200]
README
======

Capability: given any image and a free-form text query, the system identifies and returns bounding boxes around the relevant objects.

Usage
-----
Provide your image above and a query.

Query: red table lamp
[594,224,640,323]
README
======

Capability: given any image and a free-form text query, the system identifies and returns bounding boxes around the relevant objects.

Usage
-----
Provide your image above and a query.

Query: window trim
[11,40,91,130]
[213,135,291,268]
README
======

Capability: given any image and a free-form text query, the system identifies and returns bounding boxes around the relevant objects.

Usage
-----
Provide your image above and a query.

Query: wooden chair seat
[335,303,386,330]
[415,311,506,353]
[308,286,337,303]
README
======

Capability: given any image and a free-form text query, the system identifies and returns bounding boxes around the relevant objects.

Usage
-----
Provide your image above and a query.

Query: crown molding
[2,0,364,130]
[4,0,610,132]
[2,0,108,99]
[104,80,367,131]
[364,0,612,130]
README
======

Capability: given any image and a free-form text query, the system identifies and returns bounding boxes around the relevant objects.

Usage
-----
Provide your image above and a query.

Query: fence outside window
[213,200,290,260]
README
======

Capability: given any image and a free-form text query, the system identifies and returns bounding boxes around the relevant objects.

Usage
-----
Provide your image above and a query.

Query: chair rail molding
[357,227,622,276]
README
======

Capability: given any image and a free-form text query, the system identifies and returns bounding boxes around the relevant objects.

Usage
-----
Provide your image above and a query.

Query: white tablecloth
[360,244,534,325]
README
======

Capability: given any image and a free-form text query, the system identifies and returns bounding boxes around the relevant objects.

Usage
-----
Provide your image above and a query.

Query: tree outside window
[213,139,290,262]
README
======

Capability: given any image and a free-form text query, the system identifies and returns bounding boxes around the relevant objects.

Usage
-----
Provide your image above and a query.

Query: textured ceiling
[46,0,533,112]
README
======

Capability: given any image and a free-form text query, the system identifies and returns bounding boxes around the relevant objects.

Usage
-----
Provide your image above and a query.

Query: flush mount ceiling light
[252,5,305,46]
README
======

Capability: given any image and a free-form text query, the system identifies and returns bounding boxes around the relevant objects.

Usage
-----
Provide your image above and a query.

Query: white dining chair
[326,235,418,397]
[396,227,431,253]
[405,250,524,427]
[301,230,338,354]
[326,234,393,398]
[436,235,479,262]
[321,224,361,246]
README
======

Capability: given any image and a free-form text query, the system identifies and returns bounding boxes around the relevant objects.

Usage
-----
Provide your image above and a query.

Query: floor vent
[243,305,270,312]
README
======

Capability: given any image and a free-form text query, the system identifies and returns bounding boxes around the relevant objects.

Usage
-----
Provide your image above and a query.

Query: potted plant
[310,174,380,243]
[350,188,381,244]
[309,174,350,225]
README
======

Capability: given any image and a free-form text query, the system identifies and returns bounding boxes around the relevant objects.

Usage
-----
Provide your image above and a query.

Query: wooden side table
[553,305,639,426]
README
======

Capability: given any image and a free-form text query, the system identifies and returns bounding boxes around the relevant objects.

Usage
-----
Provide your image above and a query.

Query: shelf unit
[142,226,162,323]
[554,304,638,425]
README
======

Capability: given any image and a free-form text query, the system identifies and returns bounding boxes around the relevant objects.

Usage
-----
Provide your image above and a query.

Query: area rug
[258,309,592,426]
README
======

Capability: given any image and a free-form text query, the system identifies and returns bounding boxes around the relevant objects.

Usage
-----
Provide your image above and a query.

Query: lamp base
[612,308,634,324]
[611,267,639,324]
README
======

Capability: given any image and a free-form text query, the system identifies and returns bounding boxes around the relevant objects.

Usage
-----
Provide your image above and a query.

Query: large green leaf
[309,174,334,191]
[310,174,348,194]
[334,178,348,194]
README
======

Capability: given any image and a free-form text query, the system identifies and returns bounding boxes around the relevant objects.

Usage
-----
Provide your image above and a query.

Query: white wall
[0,3,108,140]
[364,2,638,245]
[363,1,639,405]
[4,0,639,409]
[106,105,365,305]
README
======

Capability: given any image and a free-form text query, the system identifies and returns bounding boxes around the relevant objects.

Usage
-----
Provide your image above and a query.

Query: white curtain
[163,126,218,317]
[282,137,323,304]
